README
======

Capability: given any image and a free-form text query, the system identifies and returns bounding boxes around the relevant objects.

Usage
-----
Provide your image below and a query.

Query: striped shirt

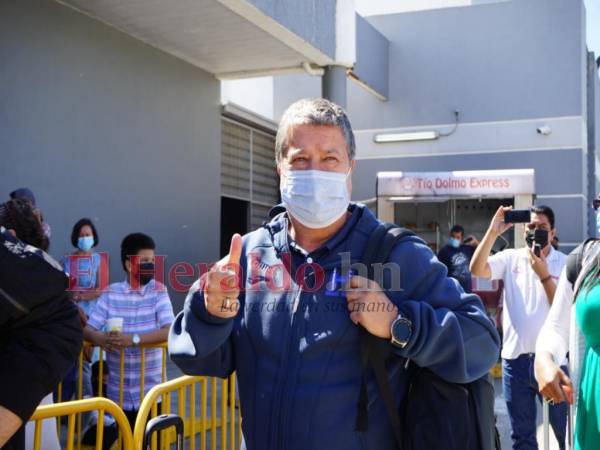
[88,279,174,410]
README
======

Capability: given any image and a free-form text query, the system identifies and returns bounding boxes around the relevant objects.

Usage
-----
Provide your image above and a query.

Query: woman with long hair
[535,198,600,450]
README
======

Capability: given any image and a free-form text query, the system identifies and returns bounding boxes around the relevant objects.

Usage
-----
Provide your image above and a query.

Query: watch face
[392,318,412,344]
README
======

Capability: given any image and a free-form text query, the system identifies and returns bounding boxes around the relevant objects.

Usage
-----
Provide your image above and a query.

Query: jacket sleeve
[168,275,235,379]
[388,237,500,383]
[535,268,571,363]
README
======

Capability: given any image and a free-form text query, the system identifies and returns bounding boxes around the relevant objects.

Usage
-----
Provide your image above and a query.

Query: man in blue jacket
[169,98,500,450]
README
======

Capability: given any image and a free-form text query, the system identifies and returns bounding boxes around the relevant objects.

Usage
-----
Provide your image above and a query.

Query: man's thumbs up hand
[204,233,243,319]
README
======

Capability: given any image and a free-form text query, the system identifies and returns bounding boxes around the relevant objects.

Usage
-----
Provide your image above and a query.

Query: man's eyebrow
[287,147,305,155]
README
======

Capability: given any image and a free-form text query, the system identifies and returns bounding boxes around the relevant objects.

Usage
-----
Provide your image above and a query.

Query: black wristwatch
[390,314,413,348]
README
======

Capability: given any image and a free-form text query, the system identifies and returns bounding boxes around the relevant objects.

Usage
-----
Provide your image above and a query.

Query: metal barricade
[133,374,242,450]
[542,399,574,450]
[30,397,133,450]
[55,341,168,449]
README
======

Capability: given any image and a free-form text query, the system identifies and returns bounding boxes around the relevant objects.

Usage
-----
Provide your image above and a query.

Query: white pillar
[513,194,533,248]
[377,197,394,223]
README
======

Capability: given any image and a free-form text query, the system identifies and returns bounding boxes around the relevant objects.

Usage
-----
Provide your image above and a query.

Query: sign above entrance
[377,169,535,197]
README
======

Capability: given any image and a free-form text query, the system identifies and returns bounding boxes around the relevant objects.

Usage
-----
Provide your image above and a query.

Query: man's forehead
[287,146,341,155]
[287,123,344,142]
[530,213,550,224]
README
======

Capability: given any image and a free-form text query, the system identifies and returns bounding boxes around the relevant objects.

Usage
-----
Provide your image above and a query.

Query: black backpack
[357,222,499,450]
[565,238,600,290]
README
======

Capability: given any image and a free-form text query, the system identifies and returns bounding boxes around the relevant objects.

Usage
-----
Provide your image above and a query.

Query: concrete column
[322,65,347,108]
[513,194,533,248]
[377,197,394,223]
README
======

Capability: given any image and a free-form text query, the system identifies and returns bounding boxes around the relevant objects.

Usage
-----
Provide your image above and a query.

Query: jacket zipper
[277,285,304,450]
[270,285,303,450]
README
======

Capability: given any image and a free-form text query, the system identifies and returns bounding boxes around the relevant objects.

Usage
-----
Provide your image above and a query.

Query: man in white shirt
[471,205,567,450]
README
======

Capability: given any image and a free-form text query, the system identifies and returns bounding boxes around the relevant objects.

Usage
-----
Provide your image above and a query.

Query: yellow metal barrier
[30,398,133,450]
[54,342,242,450]
[133,374,242,450]
[55,341,168,449]
[57,341,168,404]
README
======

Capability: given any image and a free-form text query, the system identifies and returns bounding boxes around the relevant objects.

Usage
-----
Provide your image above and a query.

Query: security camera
[536,125,552,135]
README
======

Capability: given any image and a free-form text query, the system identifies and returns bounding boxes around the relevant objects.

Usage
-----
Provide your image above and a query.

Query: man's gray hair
[275,98,355,163]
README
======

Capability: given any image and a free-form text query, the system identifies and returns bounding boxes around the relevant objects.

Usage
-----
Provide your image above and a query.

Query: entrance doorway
[220,196,249,258]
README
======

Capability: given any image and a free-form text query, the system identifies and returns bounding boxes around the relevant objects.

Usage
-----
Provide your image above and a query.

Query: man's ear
[7,229,17,238]
[125,259,131,273]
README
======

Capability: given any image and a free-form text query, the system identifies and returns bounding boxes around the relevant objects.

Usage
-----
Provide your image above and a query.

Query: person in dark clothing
[9,187,52,239]
[0,199,82,450]
[169,98,500,450]
[438,225,476,292]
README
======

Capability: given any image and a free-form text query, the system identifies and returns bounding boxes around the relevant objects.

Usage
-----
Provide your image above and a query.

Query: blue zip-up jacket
[169,204,500,450]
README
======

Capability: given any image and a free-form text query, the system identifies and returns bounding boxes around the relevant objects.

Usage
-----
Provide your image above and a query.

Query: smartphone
[534,229,549,248]
[504,209,531,223]
[533,243,542,257]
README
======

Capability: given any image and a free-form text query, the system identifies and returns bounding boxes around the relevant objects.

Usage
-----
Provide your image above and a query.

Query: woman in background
[58,218,102,403]
[62,218,102,318]
[535,197,600,450]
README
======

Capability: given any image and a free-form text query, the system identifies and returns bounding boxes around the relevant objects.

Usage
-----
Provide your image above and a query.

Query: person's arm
[470,206,513,278]
[168,277,236,378]
[109,286,175,348]
[109,326,170,348]
[535,268,573,403]
[74,290,101,302]
[528,247,556,305]
[168,235,242,378]
[84,325,109,348]
[85,291,109,347]
[390,237,500,383]
[0,405,22,448]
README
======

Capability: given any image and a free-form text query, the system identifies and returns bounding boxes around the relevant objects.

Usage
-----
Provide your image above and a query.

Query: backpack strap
[566,238,598,289]
[355,223,416,449]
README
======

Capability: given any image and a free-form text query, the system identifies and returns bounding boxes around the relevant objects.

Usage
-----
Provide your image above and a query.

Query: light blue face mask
[596,211,600,238]
[77,236,94,252]
[448,237,461,248]
[280,169,351,229]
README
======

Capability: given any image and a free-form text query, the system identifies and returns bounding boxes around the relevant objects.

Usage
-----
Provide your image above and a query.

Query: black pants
[102,403,162,450]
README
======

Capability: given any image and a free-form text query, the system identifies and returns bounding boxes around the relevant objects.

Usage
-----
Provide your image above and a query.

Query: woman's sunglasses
[594,198,600,211]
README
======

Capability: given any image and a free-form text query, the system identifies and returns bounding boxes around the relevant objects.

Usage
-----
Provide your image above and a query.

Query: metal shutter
[221,118,278,231]
[222,120,252,199]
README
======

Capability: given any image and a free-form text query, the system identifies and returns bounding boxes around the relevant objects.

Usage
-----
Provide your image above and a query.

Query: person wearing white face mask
[169,98,499,450]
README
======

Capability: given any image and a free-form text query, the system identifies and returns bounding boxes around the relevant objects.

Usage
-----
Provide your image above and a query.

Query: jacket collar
[264,203,376,257]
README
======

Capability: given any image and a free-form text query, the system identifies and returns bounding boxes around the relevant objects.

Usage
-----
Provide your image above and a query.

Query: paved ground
[494,377,562,450]
[167,361,565,450]
[167,361,566,450]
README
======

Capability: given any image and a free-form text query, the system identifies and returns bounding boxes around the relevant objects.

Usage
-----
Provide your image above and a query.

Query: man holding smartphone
[471,205,567,450]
